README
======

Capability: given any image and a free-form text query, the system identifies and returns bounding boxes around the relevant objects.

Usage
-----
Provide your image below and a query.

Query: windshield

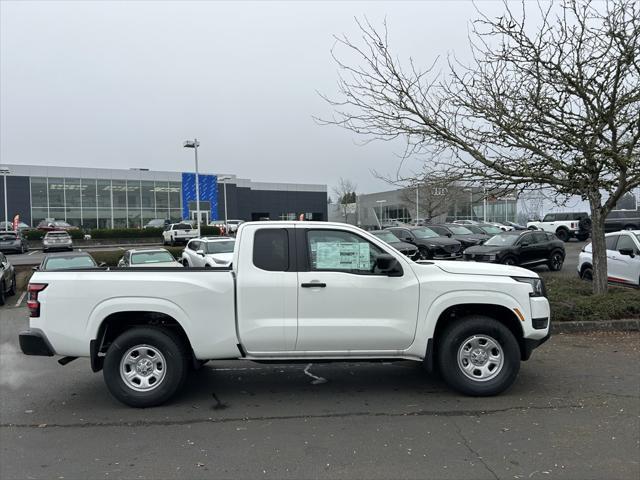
[44,256,96,270]
[447,225,473,235]
[484,234,519,246]
[54,221,72,227]
[174,223,192,230]
[480,225,503,234]
[204,240,235,254]
[371,231,400,243]
[412,227,439,239]
[131,251,175,264]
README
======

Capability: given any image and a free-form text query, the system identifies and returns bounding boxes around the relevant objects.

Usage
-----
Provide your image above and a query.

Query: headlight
[212,257,227,264]
[512,276,546,297]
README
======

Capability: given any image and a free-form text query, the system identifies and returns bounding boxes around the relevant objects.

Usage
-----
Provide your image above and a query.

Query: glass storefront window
[169,182,181,209]
[141,181,154,210]
[113,208,127,228]
[112,180,127,209]
[65,178,81,209]
[48,178,65,207]
[31,177,48,208]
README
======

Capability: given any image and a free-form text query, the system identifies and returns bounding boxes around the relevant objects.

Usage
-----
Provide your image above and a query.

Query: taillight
[27,283,47,318]
[571,222,576,228]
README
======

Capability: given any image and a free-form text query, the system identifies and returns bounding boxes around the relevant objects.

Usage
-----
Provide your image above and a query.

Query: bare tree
[333,177,358,222]
[320,1,640,294]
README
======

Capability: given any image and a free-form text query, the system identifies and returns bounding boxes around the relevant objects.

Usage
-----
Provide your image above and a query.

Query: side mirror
[375,254,403,277]
[447,233,452,238]
[196,249,205,257]
[98,262,107,268]
[520,241,530,247]
[404,237,413,243]
[619,248,635,257]
[32,266,39,271]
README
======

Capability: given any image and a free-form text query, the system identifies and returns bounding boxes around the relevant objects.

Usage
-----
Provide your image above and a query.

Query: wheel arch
[428,303,528,366]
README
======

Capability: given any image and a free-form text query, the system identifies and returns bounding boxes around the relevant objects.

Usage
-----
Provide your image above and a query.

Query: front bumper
[43,244,73,251]
[0,245,22,252]
[19,329,55,356]
[522,332,551,361]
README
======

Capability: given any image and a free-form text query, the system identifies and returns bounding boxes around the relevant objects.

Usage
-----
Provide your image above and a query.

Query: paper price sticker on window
[316,242,370,270]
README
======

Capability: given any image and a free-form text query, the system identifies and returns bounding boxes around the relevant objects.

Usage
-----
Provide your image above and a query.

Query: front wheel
[8,273,16,296]
[502,255,517,266]
[437,315,521,396]
[103,327,189,408]
[555,229,569,242]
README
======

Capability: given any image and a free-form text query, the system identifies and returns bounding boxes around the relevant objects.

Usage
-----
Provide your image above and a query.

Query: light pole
[0,168,9,231]
[375,199,387,228]
[218,175,231,230]
[183,139,201,235]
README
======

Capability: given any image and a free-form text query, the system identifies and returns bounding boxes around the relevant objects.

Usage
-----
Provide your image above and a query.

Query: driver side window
[307,230,383,274]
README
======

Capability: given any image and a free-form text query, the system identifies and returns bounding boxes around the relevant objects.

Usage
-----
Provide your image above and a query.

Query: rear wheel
[555,228,569,242]
[103,327,189,408]
[580,265,593,281]
[547,251,564,271]
[437,315,521,396]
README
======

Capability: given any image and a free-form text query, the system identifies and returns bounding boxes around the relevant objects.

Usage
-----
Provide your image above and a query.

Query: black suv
[463,230,566,270]
[605,210,640,232]
[427,224,487,248]
[386,226,462,260]
[370,230,420,261]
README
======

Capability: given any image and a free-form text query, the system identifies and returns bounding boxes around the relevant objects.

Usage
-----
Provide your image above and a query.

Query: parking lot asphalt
[1,305,638,480]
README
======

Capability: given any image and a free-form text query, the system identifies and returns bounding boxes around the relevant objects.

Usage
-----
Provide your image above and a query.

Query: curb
[552,319,640,333]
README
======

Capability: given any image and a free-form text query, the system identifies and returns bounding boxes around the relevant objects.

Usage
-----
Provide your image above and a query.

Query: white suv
[181,237,235,267]
[578,230,640,287]
[527,212,591,242]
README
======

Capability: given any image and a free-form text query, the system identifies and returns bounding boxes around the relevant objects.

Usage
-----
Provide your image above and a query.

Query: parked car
[37,220,79,232]
[464,230,565,270]
[0,252,16,305]
[453,220,479,226]
[210,220,245,234]
[118,248,183,268]
[527,212,591,242]
[369,230,420,261]
[42,231,73,252]
[181,237,236,267]
[486,221,515,231]
[505,221,528,231]
[604,210,640,233]
[428,224,488,248]
[578,230,640,287]
[144,219,170,229]
[0,230,29,254]
[464,224,504,241]
[0,221,32,231]
[37,252,99,271]
[162,223,198,246]
[386,226,462,260]
[20,221,550,407]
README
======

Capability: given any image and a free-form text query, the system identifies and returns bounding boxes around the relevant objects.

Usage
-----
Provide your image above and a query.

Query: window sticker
[315,242,370,270]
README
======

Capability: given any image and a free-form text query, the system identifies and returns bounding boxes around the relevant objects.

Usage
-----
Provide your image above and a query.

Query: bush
[90,228,164,239]
[24,229,83,240]
[541,275,640,322]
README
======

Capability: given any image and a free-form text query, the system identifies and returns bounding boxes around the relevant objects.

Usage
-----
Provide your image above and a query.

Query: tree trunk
[588,199,608,295]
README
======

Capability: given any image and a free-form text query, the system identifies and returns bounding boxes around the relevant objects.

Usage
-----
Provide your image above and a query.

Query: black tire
[103,327,189,408]
[182,259,189,268]
[170,237,175,247]
[578,217,592,232]
[547,251,564,271]
[0,281,5,306]
[437,315,521,396]
[502,255,517,266]
[7,273,16,296]
[580,265,593,281]
[555,228,569,242]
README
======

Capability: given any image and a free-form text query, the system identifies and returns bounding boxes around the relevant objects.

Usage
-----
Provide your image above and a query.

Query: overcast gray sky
[1,0,508,193]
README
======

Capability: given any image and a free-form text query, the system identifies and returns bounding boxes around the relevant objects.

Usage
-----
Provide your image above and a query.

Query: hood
[135,261,183,268]
[427,260,537,278]
[414,237,460,247]
[390,241,418,251]
[205,252,234,264]
[464,245,510,255]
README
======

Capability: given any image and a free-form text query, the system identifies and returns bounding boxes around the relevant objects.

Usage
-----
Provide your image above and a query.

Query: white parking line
[15,291,27,307]
[27,250,38,255]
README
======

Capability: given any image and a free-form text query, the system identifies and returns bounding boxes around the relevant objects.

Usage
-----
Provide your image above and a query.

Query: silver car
[42,231,73,252]
[118,248,183,268]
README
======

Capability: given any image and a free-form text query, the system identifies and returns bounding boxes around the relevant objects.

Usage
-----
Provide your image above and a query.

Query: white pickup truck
[20,221,551,407]
[162,223,198,246]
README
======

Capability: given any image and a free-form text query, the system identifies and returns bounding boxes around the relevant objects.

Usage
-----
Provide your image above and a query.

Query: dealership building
[0,164,327,229]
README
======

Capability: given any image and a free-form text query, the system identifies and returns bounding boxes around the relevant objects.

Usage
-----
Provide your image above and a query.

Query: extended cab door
[235,225,298,353]
[296,226,420,353]
[609,233,640,285]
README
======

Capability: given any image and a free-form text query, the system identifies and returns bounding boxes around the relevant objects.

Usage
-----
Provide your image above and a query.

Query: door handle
[301,282,327,288]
